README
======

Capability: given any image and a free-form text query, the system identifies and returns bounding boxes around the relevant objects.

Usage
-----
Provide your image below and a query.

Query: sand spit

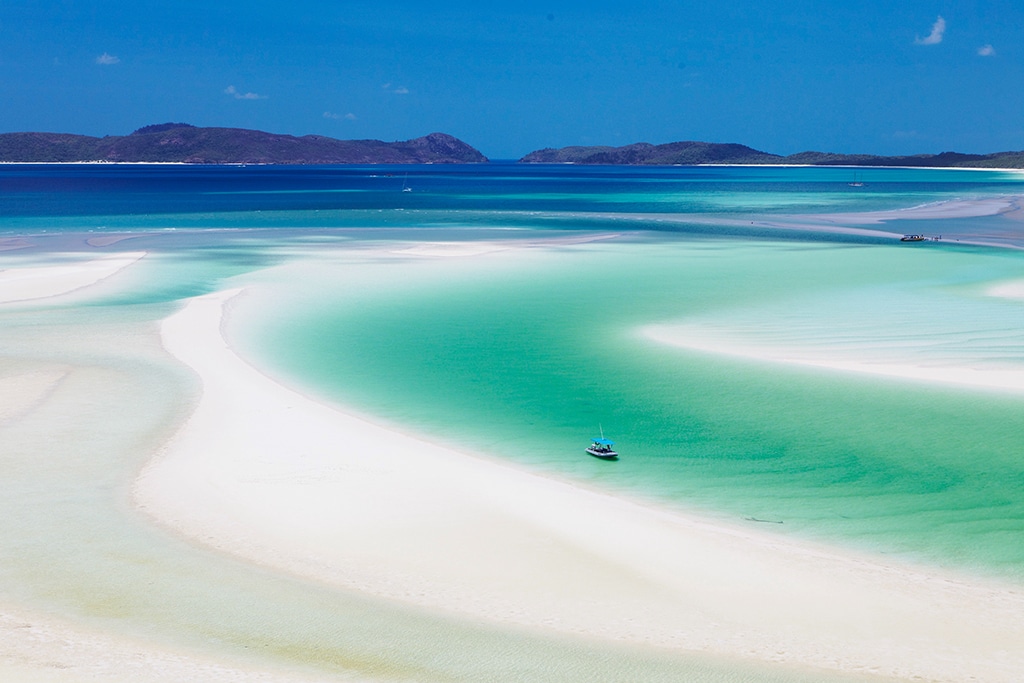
[805,196,1019,225]
[135,286,1024,682]
[643,324,1024,394]
[0,251,145,303]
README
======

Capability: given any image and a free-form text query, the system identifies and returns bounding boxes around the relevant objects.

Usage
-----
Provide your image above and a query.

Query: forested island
[519,140,1024,168]
[0,124,487,164]
[3,124,1023,167]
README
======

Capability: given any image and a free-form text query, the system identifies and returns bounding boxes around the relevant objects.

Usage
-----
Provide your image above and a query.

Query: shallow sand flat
[0,252,145,303]
[988,279,1024,300]
[0,604,337,683]
[0,369,68,424]
[135,280,1024,682]
[805,196,1020,224]
[643,324,1024,394]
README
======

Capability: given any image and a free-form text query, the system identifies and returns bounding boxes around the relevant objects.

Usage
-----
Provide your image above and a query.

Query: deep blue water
[2,162,1023,223]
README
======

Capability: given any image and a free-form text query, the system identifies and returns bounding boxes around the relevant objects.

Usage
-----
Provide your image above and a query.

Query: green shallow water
[245,236,1024,582]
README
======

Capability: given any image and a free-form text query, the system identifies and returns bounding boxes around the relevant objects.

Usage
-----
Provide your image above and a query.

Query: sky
[1,1,1021,158]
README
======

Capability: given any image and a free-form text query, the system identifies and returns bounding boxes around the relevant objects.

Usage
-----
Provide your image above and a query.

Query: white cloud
[915,16,946,45]
[323,111,357,120]
[978,44,996,56]
[96,52,120,65]
[225,85,266,100]
[345,112,357,120]
[393,87,409,95]
[892,130,921,140]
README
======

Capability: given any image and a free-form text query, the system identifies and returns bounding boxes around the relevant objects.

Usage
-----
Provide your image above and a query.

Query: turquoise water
[246,236,1024,581]
[6,162,1012,581]
[3,164,1024,682]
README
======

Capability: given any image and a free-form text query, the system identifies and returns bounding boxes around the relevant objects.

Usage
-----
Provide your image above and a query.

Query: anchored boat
[586,427,618,460]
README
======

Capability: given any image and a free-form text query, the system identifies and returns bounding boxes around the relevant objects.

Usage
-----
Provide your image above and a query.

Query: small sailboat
[401,173,412,192]
[586,426,618,460]
[848,172,865,187]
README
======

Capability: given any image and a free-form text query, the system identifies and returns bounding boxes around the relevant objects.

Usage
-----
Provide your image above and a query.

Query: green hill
[0,124,487,164]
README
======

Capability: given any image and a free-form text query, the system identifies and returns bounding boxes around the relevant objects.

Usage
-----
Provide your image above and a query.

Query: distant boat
[401,174,412,192]
[586,426,618,460]
[848,173,865,187]
[900,234,927,242]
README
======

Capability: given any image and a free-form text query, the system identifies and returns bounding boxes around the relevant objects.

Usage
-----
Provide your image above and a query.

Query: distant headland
[3,124,1024,168]
[0,124,488,164]
[519,141,1024,168]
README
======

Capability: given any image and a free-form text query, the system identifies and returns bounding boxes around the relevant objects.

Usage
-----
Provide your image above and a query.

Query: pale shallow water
[1,163,1023,681]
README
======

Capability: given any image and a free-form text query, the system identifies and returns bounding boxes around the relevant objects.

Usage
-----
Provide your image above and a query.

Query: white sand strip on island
[0,252,145,303]
[135,286,1024,682]
[643,324,1024,394]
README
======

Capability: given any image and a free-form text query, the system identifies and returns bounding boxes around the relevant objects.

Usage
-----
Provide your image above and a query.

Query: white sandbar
[135,286,1024,682]
[0,252,145,303]
[988,279,1024,300]
[643,324,1024,394]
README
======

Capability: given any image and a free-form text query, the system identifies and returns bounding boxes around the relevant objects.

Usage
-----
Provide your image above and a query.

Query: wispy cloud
[96,52,120,65]
[915,16,946,45]
[324,111,357,120]
[978,44,996,57]
[381,83,410,95]
[225,85,266,100]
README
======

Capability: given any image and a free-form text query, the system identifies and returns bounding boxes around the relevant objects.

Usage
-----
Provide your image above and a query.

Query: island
[520,140,1024,168]
[0,124,488,164]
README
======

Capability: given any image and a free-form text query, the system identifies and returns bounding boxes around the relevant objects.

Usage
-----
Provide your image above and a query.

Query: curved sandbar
[642,324,1024,394]
[136,279,1024,682]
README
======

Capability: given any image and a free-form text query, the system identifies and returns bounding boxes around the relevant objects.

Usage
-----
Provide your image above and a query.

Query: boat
[848,172,865,187]
[401,174,412,192]
[900,234,926,242]
[586,427,618,460]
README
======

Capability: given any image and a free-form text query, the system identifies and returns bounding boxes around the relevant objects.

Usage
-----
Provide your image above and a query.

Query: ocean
[2,162,1023,681]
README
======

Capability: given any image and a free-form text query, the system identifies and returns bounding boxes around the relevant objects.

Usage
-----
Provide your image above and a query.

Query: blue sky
[1,1,1021,158]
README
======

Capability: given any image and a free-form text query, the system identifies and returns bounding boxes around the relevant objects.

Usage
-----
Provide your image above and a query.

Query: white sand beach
[131,275,1024,682]
[0,248,342,683]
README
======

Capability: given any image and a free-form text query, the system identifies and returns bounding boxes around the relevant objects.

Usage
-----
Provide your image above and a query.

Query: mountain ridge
[3,124,1023,168]
[0,124,487,164]
[519,140,1024,168]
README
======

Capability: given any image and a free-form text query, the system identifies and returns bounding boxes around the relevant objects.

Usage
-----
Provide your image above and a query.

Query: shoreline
[133,280,1024,682]
[4,161,1024,172]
